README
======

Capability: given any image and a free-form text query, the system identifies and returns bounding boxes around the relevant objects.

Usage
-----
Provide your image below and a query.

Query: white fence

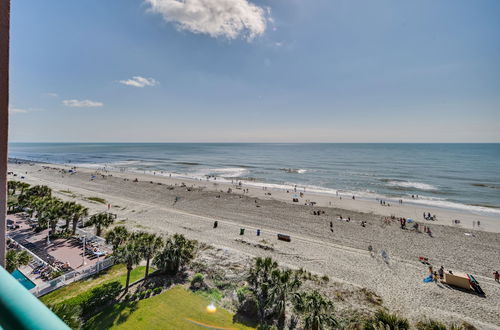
[31,257,115,297]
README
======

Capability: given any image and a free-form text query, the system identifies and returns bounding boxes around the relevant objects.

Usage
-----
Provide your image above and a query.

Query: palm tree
[153,234,196,275]
[87,212,116,237]
[33,196,54,229]
[6,249,32,273]
[18,182,30,196]
[272,269,302,329]
[248,257,279,325]
[113,240,142,292]
[136,232,164,278]
[105,226,130,250]
[46,199,64,235]
[27,185,52,198]
[293,290,337,330]
[71,204,89,235]
[7,198,17,212]
[61,201,76,232]
[7,180,19,195]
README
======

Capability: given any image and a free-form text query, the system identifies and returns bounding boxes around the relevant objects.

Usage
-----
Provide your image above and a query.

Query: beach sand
[8,161,500,328]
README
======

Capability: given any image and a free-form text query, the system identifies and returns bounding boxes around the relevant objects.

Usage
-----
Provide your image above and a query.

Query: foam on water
[387,181,437,191]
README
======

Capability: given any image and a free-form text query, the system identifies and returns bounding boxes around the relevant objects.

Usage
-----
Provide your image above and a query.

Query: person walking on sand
[494,271,499,283]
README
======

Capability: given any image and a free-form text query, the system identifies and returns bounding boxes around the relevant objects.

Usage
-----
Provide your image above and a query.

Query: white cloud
[44,92,58,97]
[119,76,159,88]
[62,99,103,108]
[144,0,270,41]
[9,106,28,114]
[8,105,43,114]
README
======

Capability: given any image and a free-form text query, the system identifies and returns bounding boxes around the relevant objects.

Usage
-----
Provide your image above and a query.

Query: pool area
[11,269,36,290]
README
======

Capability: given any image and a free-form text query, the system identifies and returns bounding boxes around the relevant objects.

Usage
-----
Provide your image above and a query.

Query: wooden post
[0,0,10,267]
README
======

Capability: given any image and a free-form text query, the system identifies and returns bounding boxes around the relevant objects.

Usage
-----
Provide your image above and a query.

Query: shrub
[321,275,330,283]
[49,303,82,330]
[64,281,122,316]
[145,289,152,298]
[87,197,107,204]
[50,270,64,280]
[236,286,251,304]
[124,293,131,301]
[416,319,447,330]
[139,291,146,299]
[153,287,162,295]
[365,310,410,330]
[190,273,204,289]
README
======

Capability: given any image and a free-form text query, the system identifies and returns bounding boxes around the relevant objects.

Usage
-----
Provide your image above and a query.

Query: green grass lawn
[84,286,254,330]
[41,264,147,305]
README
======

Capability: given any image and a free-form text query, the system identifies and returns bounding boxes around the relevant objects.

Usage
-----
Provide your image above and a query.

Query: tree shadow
[232,311,260,328]
[84,300,138,329]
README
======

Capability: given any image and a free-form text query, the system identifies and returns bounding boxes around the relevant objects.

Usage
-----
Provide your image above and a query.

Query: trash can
[240,228,245,235]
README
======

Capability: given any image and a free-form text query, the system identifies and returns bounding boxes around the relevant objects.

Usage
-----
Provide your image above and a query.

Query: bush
[190,273,204,289]
[87,196,107,204]
[63,281,122,316]
[321,275,330,283]
[236,286,251,304]
[365,310,410,330]
[416,319,447,330]
[124,293,131,301]
[50,270,64,280]
[49,303,82,330]
[145,289,152,298]
[139,291,146,299]
[153,287,162,295]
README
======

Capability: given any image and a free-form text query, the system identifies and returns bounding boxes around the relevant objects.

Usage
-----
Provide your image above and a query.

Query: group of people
[379,199,391,207]
[423,212,436,221]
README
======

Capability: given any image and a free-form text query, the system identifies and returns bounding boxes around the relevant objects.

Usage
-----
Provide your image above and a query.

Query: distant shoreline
[9,156,500,220]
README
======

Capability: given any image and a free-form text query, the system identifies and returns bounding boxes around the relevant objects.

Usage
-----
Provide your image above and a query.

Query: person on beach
[438,266,444,279]
[494,271,499,283]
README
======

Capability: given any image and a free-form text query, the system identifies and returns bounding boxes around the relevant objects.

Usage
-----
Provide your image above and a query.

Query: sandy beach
[8,161,500,328]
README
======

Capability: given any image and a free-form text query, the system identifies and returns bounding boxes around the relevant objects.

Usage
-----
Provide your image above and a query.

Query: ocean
[8,143,500,216]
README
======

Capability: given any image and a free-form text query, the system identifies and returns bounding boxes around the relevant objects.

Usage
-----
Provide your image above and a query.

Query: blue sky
[8,0,500,142]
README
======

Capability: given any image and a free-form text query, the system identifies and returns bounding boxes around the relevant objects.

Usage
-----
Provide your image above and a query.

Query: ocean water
[8,143,500,216]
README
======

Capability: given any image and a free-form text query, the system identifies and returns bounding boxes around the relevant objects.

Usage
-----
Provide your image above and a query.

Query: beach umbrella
[407,218,414,223]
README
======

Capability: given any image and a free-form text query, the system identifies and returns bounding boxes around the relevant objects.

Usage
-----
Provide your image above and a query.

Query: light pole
[0,0,11,268]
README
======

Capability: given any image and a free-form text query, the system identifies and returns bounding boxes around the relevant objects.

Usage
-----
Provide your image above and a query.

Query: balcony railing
[0,266,69,330]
